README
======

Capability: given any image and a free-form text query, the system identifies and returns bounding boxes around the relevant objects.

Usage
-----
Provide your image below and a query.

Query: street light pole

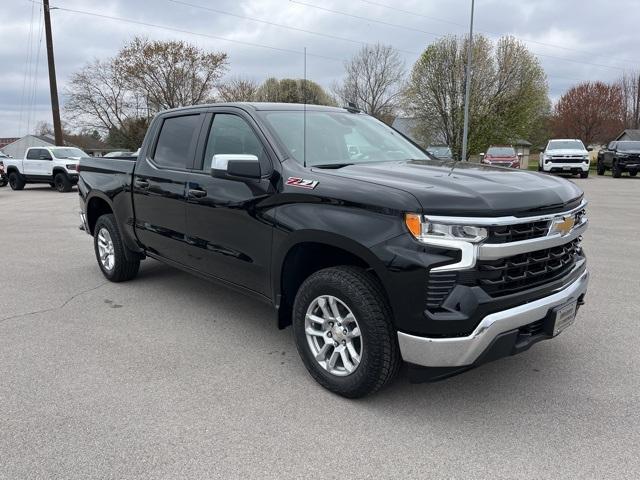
[461,0,474,161]
[43,0,63,146]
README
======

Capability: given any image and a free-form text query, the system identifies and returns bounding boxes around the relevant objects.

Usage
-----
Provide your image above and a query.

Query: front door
[132,113,204,265]
[183,111,276,296]
[24,148,51,177]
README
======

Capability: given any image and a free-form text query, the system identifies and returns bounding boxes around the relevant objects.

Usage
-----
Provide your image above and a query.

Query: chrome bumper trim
[397,270,589,368]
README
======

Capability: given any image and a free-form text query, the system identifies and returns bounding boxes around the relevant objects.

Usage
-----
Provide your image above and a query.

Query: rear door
[132,112,204,264]
[183,109,277,295]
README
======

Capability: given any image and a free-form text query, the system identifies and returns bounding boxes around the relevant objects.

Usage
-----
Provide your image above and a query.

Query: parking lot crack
[0,281,109,324]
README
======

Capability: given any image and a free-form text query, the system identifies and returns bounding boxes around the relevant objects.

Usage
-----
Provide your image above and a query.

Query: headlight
[405,214,488,243]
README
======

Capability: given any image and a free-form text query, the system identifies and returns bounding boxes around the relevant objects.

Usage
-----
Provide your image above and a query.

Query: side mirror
[39,155,52,160]
[517,153,523,158]
[586,147,593,152]
[211,154,261,179]
[479,153,485,158]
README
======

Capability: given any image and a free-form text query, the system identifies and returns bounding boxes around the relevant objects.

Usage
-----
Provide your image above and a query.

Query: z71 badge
[286,177,319,189]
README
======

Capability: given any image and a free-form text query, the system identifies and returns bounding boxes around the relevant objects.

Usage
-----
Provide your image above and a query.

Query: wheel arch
[272,230,391,330]
[85,192,115,235]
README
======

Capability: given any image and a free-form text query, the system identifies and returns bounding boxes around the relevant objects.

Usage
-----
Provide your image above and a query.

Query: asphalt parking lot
[1,176,639,479]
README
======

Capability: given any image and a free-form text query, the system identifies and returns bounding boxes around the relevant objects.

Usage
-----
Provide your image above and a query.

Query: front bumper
[543,162,589,173]
[397,269,588,370]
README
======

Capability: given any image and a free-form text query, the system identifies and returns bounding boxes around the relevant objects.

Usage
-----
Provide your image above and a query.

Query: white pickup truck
[4,146,88,192]
[539,139,591,178]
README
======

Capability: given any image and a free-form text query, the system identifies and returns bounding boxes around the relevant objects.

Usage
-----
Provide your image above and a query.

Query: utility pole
[461,0,475,161]
[43,0,63,146]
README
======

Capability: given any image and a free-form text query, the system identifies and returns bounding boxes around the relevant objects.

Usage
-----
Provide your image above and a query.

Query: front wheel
[8,172,25,190]
[580,171,589,178]
[597,161,605,175]
[612,162,622,178]
[630,171,638,177]
[93,214,140,282]
[292,266,400,398]
[0,177,7,187]
[53,172,72,192]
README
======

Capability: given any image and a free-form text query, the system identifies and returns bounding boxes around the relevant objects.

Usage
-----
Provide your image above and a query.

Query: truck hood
[312,160,583,216]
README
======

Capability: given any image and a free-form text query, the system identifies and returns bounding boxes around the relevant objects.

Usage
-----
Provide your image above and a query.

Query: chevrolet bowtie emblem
[551,216,575,236]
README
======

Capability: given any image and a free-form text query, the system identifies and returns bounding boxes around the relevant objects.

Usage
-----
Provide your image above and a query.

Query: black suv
[597,141,640,177]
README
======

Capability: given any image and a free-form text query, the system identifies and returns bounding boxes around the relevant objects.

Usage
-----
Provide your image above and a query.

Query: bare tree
[619,70,640,129]
[218,77,259,102]
[404,35,549,159]
[552,81,624,145]
[65,57,148,148]
[118,37,229,110]
[334,44,405,121]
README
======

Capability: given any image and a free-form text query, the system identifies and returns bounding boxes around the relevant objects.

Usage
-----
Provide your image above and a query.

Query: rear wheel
[53,172,72,192]
[612,161,622,178]
[8,172,25,190]
[93,214,140,282]
[596,161,605,176]
[630,171,638,177]
[292,266,400,398]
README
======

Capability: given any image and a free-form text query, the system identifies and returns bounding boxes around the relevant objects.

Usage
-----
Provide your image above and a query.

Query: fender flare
[270,229,391,307]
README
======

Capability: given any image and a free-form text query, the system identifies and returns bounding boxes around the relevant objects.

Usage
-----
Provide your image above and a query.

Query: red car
[480,146,521,168]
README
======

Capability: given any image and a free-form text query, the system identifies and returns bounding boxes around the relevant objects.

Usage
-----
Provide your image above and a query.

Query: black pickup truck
[597,140,640,177]
[79,103,589,398]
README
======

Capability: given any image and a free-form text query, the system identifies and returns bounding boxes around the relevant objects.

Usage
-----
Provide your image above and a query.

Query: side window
[203,114,269,172]
[26,149,40,159]
[153,114,201,169]
[40,149,52,160]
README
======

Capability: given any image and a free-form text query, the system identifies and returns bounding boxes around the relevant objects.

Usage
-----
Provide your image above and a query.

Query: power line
[290,0,628,72]
[355,0,640,69]
[25,1,343,62]
[167,0,420,56]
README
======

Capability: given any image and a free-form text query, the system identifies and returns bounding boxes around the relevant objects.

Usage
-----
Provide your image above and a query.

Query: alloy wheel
[304,295,363,377]
[97,228,115,271]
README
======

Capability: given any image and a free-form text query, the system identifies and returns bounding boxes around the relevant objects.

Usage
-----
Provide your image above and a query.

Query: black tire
[93,214,140,282]
[292,266,401,398]
[596,161,605,176]
[8,172,25,190]
[580,171,589,179]
[630,171,638,177]
[612,161,622,178]
[0,177,7,187]
[53,172,72,192]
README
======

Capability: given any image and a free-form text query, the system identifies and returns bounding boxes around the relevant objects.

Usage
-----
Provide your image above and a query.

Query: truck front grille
[474,239,580,296]
[486,220,550,243]
[549,157,585,163]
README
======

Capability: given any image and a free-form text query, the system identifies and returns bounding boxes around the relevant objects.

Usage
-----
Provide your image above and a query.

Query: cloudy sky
[1,0,638,137]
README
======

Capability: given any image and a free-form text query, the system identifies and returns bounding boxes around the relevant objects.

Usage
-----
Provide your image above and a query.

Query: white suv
[4,146,88,192]
[539,139,590,178]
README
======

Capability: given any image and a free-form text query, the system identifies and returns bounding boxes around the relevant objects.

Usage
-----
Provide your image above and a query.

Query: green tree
[405,35,549,159]
[255,78,334,105]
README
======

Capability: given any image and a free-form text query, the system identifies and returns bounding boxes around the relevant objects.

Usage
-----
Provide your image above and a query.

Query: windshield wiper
[312,163,354,169]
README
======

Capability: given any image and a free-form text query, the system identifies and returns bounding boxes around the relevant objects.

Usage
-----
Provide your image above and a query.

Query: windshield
[427,146,452,157]
[259,111,428,166]
[51,147,87,159]
[547,140,584,150]
[617,141,640,152]
[487,147,515,156]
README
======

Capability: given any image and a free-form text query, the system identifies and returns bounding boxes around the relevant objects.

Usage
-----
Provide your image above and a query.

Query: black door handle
[134,179,149,189]
[187,188,207,198]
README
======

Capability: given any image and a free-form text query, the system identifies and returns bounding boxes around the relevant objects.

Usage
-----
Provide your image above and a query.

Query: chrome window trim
[423,200,587,226]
